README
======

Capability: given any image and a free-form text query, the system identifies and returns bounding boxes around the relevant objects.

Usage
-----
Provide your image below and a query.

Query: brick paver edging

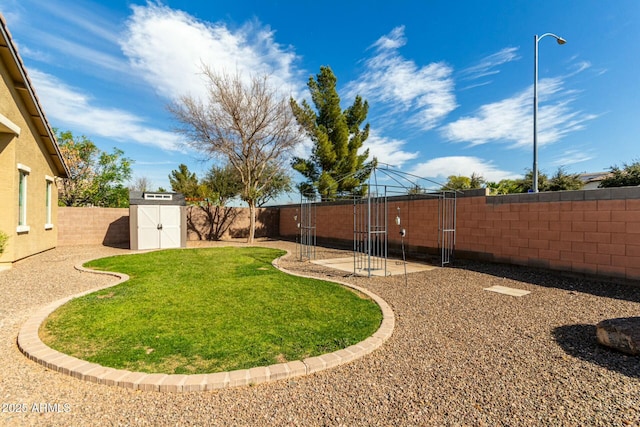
[17,250,394,392]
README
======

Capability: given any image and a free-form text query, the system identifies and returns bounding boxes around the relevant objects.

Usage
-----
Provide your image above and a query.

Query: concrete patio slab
[311,256,437,277]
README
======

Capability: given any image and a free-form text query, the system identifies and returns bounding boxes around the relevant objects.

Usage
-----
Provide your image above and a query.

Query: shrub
[599,160,640,188]
[0,230,9,255]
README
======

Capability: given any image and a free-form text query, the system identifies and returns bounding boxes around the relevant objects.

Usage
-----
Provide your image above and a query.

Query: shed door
[160,206,181,249]
[138,205,160,250]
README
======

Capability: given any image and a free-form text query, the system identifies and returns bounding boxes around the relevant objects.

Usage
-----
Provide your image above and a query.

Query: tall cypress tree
[291,66,374,200]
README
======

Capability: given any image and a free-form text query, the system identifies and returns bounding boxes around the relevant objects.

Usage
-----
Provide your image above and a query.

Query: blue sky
[3,0,639,203]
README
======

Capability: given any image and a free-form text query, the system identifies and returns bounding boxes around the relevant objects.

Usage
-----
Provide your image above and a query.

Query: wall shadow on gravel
[552,324,640,378]
[452,260,640,304]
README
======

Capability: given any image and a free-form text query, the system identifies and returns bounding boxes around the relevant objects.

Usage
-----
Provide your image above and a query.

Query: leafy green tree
[599,160,640,188]
[253,163,292,207]
[407,184,426,195]
[169,164,199,198]
[519,167,583,192]
[441,173,485,191]
[469,172,486,189]
[93,148,132,207]
[56,130,132,207]
[202,162,290,207]
[547,167,583,191]
[57,130,97,206]
[487,167,582,195]
[291,66,374,200]
[516,169,549,193]
[202,164,243,206]
[442,175,471,191]
[184,164,241,241]
[486,179,522,195]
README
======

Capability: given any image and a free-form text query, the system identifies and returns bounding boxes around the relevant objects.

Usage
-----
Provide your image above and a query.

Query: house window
[45,176,54,229]
[17,164,30,233]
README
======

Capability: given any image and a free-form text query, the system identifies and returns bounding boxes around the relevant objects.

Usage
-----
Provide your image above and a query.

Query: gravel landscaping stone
[1,240,639,426]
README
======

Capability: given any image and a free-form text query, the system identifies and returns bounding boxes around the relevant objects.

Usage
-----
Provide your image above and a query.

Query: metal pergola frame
[297,195,318,261]
[298,163,457,276]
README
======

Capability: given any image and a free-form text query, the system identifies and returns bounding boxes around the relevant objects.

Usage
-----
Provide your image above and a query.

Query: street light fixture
[533,33,566,193]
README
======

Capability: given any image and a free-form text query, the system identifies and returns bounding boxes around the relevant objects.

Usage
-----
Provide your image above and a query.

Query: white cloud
[458,81,492,91]
[362,130,419,168]
[136,160,178,166]
[35,33,128,72]
[460,47,520,81]
[1,0,28,28]
[441,77,598,148]
[5,0,129,73]
[18,45,53,63]
[550,148,595,168]
[29,69,179,151]
[288,130,418,174]
[408,156,519,183]
[568,60,591,76]
[344,26,457,132]
[291,137,313,162]
[458,47,520,90]
[441,86,532,146]
[119,3,301,101]
[35,0,122,45]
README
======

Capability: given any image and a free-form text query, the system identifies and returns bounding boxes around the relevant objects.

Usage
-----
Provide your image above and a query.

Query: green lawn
[41,247,382,374]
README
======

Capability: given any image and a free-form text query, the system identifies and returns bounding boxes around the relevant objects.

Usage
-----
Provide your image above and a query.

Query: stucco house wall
[0,14,69,267]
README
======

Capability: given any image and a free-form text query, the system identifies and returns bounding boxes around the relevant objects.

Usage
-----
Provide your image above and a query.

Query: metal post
[533,34,539,193]
[384,189,388,277]
[367,182,372,277]
[533,32,566,193]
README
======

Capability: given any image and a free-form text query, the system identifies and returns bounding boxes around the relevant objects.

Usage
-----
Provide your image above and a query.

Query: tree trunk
[247,200,256,243]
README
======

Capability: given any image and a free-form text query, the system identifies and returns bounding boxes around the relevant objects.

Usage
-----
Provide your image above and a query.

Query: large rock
[596,317,640,356]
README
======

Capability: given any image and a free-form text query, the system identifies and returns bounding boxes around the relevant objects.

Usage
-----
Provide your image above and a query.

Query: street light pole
[533,33,566,193]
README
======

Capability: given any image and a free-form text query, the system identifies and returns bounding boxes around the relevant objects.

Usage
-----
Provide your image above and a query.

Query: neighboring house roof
[578,172,612,185]
[0,13,69,178]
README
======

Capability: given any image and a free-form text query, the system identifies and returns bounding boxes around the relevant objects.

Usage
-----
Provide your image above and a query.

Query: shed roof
[129,191,186,206]
[0,13,69,178]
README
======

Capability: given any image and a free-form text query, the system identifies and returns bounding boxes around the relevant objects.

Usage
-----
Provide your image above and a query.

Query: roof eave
[0,13,69,178]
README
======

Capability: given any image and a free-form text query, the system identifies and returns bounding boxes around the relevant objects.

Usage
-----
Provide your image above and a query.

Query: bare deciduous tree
[168,67,304,242]
[129,176,153,192]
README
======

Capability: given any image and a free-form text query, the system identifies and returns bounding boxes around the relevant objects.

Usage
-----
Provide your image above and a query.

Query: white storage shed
[129,191,187,250]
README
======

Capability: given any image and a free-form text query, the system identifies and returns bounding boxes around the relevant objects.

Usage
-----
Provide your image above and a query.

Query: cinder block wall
[57,188,640,281]
[279,187,640,282]
[279,197,442,252]
[58,206,280,247]
[456,188,640,281]
[186,206,279,240]
[58,207,129,247]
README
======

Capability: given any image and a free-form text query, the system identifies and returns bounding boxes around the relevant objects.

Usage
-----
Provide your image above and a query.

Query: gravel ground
[1,240,639,426]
